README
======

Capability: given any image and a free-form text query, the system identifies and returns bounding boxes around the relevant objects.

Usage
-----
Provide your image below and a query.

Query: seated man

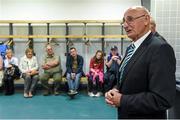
[104,46,121,92]
[66,47,84,94]
[0,55,3,87]
[40,44,62,96]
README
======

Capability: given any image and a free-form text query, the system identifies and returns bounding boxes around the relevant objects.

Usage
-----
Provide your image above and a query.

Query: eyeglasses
[122,14,146,25]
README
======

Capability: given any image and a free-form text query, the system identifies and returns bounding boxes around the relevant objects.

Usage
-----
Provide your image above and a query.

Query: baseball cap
[111,45,118,50]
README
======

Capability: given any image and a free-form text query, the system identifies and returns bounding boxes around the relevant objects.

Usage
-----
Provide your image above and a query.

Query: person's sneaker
[28,92,33,98]
[99,92,103,96]
[68,90,74,94]
[24,93,29,98]
[73,90,78,94]
[88,92,94,97]
[92,90,97,95]
[43,90,50,96]
[5,93,13,96]
[54,91,60,96]
[94,92,101,97]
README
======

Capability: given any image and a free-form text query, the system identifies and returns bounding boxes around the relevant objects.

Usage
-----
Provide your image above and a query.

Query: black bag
[3,64,21,95]
[4,64,21,79]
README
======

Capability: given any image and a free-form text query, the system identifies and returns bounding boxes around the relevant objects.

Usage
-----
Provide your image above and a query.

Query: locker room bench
[14,77,88,85]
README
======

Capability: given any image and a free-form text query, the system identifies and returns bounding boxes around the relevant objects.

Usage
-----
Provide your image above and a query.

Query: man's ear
[145,15,150,26]
[144,14,150,26]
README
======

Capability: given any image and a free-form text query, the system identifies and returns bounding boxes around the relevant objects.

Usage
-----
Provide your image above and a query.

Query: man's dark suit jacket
[117,32,176,119]
[154,31,166,41]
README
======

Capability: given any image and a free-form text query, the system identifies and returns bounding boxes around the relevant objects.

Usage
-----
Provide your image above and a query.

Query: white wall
[0,0,141,20]
[151,0,180,78]
[0,0,2,18]
[0,0,140,73]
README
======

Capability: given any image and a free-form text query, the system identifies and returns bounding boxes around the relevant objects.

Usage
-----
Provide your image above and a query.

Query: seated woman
[19,48,39,98]
[87,50,104,97]
[3,49,20,95]
[0,55,3,87]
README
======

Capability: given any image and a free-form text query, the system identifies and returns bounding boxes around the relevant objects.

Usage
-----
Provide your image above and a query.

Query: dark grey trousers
[22,73,39,93]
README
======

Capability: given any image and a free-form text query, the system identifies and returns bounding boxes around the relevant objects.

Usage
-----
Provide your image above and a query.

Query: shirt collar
[133,30,151,51]
[46,53,54,58]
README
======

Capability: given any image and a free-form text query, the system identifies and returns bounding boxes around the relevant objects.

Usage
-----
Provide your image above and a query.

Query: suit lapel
[119,32,153,87]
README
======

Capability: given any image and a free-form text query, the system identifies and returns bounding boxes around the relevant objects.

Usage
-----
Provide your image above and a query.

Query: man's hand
[42,64,51,70]
[112,56,118,61]
[111,90,122,107]
[46,61,59,68]
[46,62,53,67]
[105,91,114,106]
[71,73,76,80]
[105,89,118,105]
[105,88,122,107]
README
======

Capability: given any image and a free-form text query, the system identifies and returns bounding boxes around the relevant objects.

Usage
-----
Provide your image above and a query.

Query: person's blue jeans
[66,72,82,91]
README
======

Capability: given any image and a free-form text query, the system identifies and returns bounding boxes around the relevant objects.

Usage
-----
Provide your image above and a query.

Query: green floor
[0,92,117,119]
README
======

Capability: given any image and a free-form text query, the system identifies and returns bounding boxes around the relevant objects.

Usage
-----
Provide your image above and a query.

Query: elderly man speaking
[105,6,176,119]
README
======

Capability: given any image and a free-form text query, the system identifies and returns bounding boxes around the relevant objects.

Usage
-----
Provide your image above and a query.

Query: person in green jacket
[40,44,62,96]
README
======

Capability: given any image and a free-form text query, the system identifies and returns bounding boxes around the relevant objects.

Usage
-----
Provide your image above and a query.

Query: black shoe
[92,90,97,95]
[43,90,50,96]
[5,92,14,96]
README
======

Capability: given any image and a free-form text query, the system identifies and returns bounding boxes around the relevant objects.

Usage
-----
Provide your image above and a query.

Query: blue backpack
[0,44,8,60]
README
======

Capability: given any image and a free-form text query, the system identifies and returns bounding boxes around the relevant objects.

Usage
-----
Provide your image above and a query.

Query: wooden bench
[14,77,88,85]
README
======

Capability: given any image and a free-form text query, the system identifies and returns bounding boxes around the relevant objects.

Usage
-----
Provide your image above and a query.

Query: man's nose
[122,22,129,28]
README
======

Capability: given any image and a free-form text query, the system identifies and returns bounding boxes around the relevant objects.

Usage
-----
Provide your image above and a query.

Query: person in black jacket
[105,6,176,119]
[150,18,166,41]
[104,46,121,93]
[66,47,84,94]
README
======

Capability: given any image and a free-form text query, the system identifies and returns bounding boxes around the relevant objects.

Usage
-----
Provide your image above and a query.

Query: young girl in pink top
[87,50,104,97]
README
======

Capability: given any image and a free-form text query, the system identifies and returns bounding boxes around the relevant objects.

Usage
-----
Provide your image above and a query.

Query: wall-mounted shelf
[0,20,127,54]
